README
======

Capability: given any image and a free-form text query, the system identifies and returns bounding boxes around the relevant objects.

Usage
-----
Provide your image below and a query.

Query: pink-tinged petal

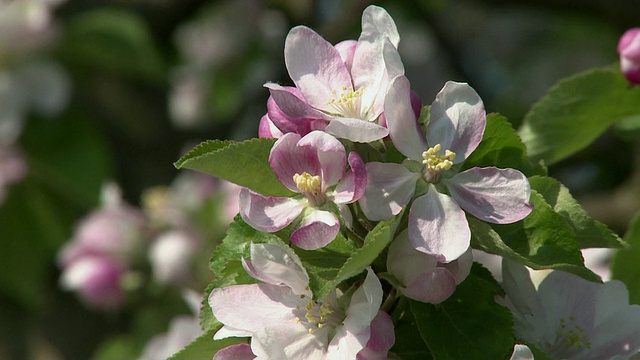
[258,114,283,139]
[356,311,395,360]
[214,344,256,360]
[265,83,332,121]
[343,267,384,334]
[290,210,340,250]
[251,323,326,360]
[333,152,367,204]
[385,76,427,160]
[335,40,357,73]
[440,247,473,284]
[209,283,301,338]
[427,81,486,162]
[241,243,310,296]
[409,187,471,262]
[239,189,304,232]
[285,26,352,112]
[327,325,370,360]
[403,267,457,304]
[325,117,389,143]
[266,94,299,134]
[360,5,400,47]
[387,230,456,303]
[387,230,439,285]
[445,167,533,224]
[269,132,321,192]
[297,131,346,188]
[359,162,419,221]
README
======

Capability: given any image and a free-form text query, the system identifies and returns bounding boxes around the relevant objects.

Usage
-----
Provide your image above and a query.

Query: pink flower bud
[59,256,124,309]
[618,28,640,84]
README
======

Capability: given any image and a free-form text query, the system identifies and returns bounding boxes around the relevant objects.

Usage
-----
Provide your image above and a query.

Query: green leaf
[391,306,434,360]
[60,8,166,81]
[462,113,545,177]
[175,138,294,197]
[167,326,245,360]
[529,176,626,249]
[409,265,514,360]
[470,191,599,282]
[330,217,401,290]
[294,233,357,300]
[611,211,640,304]
[519,66,640,165]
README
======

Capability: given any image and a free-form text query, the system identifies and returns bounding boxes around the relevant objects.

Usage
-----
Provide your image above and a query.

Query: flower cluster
[177,5,640,360]
[208,5,535,360]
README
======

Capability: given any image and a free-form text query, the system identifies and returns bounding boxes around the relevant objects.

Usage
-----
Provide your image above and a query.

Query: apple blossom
[499,260,640,360]
[59,255,125,309]
[618,28,640,85]
[386,230,472,303]
[0,144,27,203]
[240,131,366,250]
[148,230,199,286]
[209,242,389,360]
[263,5,404,143]
[360,76,532,262]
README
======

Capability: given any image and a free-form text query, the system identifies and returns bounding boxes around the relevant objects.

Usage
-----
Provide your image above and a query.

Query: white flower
[209,242,386,360]
[500,259,640,360]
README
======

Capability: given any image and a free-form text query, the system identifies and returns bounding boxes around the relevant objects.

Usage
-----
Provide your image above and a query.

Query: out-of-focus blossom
[499,259,640,360]
[0,145,27,203]
[0,0,64,57]
[149,230,199,286]
[361,76,532,262]
[209,242,388,359]
[264,5,404,142]
[59,184,147,265]
[618,28,640,85]
[58,183,147,309]
[59,255,125,309]
[387,230,472,303]
[240,131,366,250]
[139,289,204,360]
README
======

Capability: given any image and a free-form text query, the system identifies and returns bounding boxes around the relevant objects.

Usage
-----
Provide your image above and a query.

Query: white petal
[408,187,470,262]
[359,162,419,221]
[384,76,427,160]
[242,242,310,296]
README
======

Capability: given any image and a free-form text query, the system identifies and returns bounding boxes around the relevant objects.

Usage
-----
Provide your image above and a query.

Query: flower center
[557,316,591,351]
[421,144,456,183]
[326,85,365,119]
[293,172,325,205]
[294,295,341,335]
[294,172,321,193]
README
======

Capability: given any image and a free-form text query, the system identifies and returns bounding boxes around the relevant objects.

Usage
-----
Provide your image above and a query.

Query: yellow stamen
[422,144,456,173]
[293,172,321,194]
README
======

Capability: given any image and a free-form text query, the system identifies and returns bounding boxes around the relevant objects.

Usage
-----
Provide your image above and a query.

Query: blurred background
[1,0,639,359]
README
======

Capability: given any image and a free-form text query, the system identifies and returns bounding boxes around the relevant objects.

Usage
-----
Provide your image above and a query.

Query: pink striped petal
[332,152,367,204]
[445,167,533,224]
[284,26,352,112]
[290,210,340,250]
[297,131,346,189]
[385,76,427,161]
[325,117,389,143]
[214,344,256,360]
[427,81,486,163]
[409,187,471,263]
[239,189,304,232]
[269,133,321,192]
[359,162,419,221]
